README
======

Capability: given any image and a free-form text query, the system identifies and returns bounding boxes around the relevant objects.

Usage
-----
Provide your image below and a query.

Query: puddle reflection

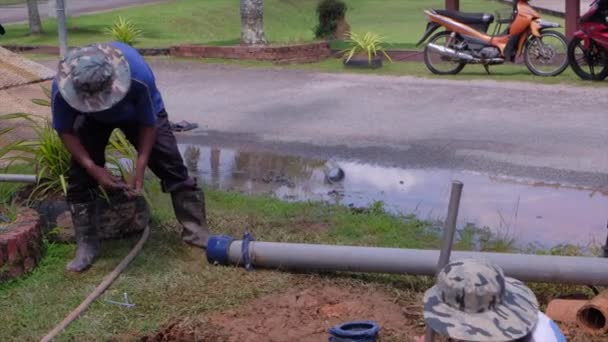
[179,145,608,247]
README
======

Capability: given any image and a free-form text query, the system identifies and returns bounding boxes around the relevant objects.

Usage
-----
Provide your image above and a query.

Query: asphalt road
[0,0,165,24]
[145,60,608,189]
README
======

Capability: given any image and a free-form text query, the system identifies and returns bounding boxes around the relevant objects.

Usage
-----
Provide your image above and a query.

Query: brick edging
[2,43,426,62]
[170,41,332,64]
[0,208,43,282]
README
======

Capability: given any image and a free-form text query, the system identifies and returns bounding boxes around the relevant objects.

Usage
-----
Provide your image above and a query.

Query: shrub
[105,16,142,46]
[314,0,347,39]
[342,31,393,64]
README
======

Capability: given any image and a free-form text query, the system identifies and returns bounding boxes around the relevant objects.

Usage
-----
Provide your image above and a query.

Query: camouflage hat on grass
[423,259,539,342]
[57,43,131,113]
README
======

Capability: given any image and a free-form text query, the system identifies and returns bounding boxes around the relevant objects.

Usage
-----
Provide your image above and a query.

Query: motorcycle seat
[434,10,495,25]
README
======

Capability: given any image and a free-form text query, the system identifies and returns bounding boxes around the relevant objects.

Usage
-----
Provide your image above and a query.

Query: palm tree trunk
[240,0,266,45]
[26,0,43,34]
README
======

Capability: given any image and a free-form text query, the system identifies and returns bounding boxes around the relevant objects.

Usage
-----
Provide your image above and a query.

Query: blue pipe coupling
[329,321,380,341]
[206,235,234,265]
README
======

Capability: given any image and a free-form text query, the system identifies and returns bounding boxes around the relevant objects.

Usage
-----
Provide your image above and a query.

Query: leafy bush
[342,32,393,64]
[314,0,347,39]
[105,16,142,46]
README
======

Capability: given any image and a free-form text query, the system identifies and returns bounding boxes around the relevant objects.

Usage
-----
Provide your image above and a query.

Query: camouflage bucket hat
[423,259,539,342]
[57,43,130,113]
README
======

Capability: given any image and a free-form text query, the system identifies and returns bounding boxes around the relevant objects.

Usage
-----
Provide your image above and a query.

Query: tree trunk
[26,0,43,34]
[240,0,266,45]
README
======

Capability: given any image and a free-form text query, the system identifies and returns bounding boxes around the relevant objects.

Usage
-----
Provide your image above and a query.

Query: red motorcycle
[568,0,608,80]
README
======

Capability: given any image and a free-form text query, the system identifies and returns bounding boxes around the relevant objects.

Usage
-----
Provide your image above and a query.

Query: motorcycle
[416,0,568,76]
[567,0,608,80]
[0,23,4,36]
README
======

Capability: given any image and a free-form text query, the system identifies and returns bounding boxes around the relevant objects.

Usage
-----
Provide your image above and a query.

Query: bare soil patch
[145,282,424,341]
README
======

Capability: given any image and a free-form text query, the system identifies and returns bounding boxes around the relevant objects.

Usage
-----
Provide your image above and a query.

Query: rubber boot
[171,190,210,248]
[66,202,100,272]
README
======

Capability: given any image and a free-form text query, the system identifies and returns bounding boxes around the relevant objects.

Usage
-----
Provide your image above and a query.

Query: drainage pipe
[0,174,37,183]
[546,299,587,324]
[207,236,608,286]
[577,289,608,334]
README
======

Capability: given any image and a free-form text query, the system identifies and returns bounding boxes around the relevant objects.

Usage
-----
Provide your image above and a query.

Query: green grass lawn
[0,0,38,5]
[0,0,563,49]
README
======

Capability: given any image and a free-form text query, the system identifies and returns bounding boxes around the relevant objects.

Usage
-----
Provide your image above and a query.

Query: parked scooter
[417,0,568,76]
[568,0,608,80]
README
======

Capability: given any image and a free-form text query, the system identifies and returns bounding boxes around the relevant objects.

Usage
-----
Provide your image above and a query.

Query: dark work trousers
[66,110,197,203]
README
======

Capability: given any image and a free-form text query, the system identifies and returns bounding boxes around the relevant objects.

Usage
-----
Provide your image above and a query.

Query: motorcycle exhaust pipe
[427,43,476,62]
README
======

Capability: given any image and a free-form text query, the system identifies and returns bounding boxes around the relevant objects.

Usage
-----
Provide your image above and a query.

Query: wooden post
[565,0,580,39]
[446,0,459,11]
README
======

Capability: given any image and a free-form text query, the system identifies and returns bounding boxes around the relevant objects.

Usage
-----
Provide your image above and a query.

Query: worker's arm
[128,125,156,196]
[59,131,126,190]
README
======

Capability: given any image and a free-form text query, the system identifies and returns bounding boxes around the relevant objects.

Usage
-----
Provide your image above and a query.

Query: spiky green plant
[0,113,70,200]
[105,16,143,46]
[341,31,393,64]
[106,129,152,206]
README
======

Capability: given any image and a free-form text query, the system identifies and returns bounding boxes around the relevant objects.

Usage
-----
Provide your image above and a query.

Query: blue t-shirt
[51,42,165,132]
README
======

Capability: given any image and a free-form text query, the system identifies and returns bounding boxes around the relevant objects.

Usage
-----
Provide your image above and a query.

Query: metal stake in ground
[425,181,464,342]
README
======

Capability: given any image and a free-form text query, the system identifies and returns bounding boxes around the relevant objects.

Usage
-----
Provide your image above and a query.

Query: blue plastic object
[329,321,380,342]
[206,235,234,265]
[242,232,255,271]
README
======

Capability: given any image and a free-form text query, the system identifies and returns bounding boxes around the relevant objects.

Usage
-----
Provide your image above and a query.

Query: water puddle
[179,145,608,247]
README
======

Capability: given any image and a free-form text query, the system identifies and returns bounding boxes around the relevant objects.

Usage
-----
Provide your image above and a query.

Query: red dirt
[145,284,423,342]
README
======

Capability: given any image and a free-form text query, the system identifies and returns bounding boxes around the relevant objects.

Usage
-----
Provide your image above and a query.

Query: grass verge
[1,0,563,48]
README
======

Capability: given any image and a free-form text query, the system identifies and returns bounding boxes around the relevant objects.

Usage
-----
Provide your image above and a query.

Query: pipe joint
[206,235,234,265]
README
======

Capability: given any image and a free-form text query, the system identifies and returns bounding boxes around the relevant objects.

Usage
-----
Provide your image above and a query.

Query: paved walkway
[0,47,54,89]
[0,0,165,24]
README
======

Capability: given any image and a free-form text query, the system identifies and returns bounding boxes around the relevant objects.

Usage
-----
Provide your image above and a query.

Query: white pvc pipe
[0,174,37,183]
[221,241,608,286]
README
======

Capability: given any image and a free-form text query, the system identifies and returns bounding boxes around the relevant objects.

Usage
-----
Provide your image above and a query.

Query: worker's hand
[126,173,144,198]
[88,166,127,191]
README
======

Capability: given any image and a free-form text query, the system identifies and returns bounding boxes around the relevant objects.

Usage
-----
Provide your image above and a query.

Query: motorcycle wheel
[524,30,569,77]
[568,36,608,81]
[424,31,466,75]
